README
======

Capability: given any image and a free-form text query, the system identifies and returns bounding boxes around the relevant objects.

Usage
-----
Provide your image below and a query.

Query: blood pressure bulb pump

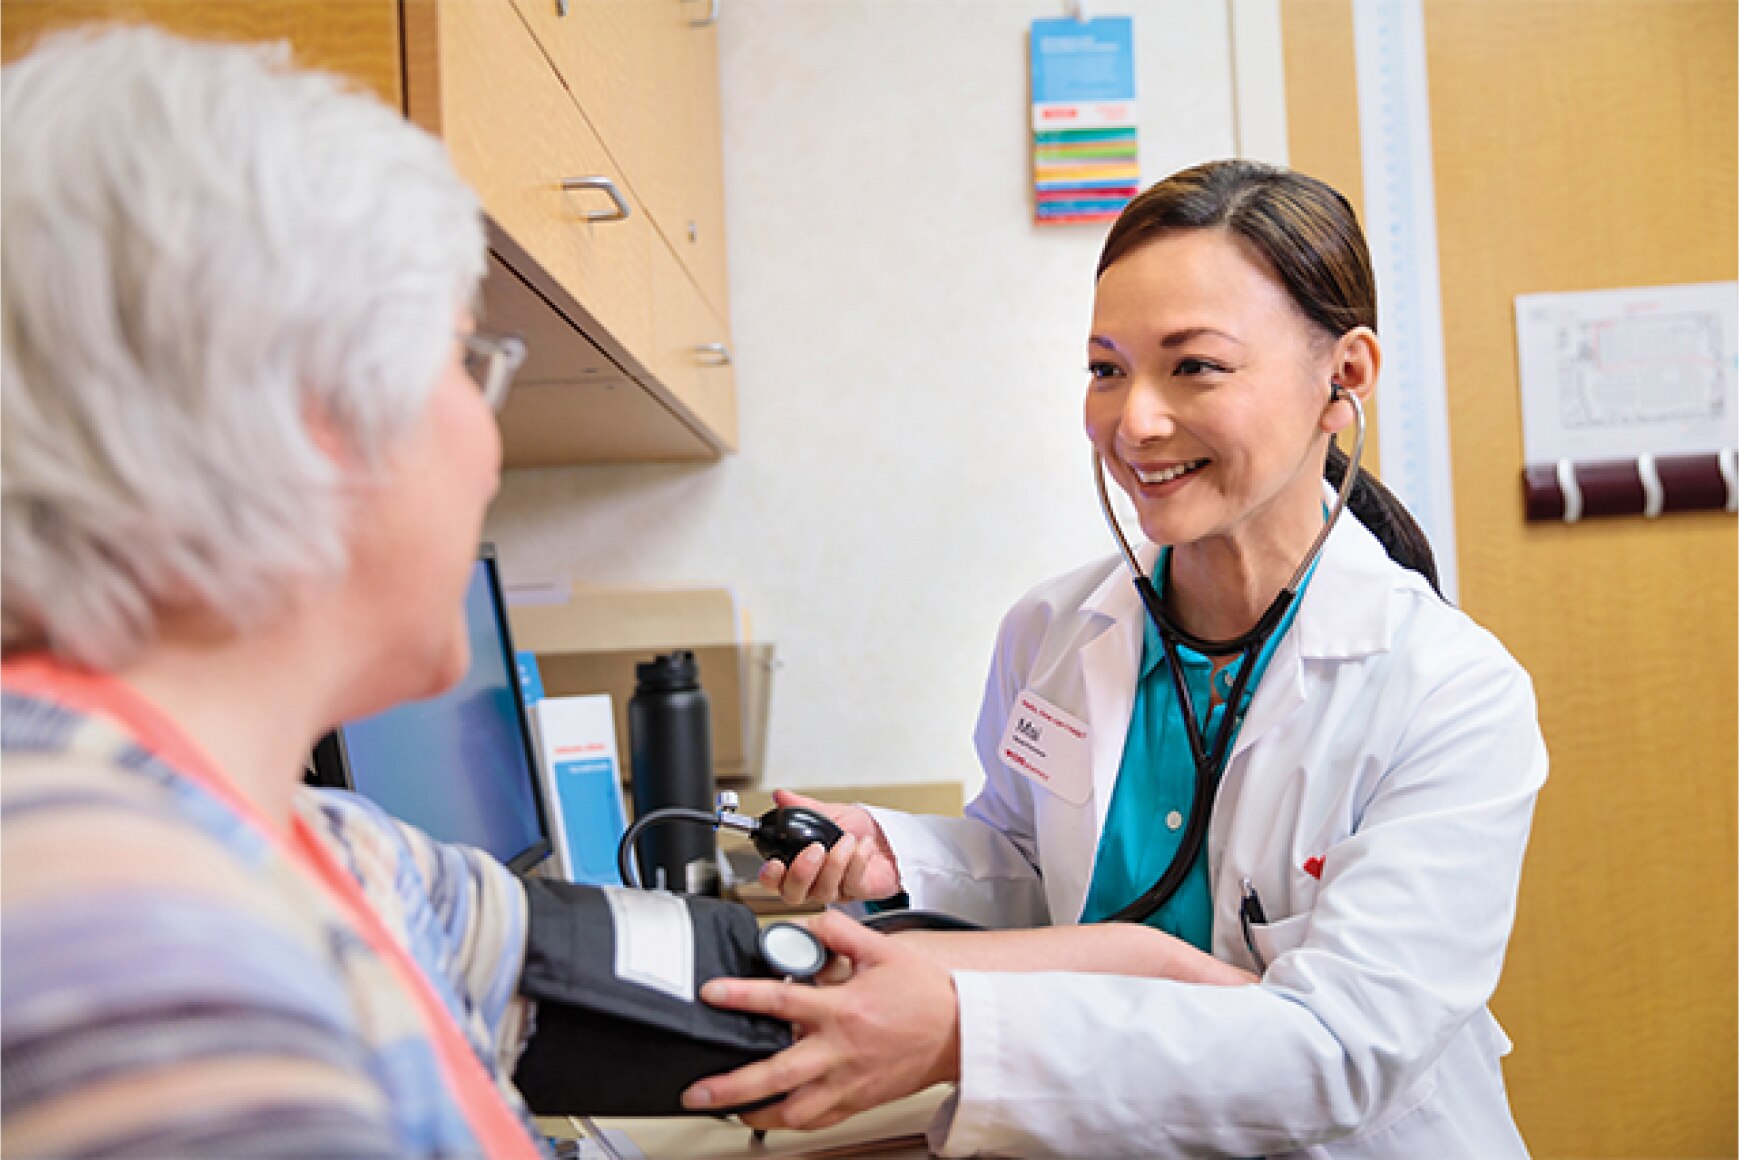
[627,650,719,895]
[616,787,847,891]
[707,790,846,866]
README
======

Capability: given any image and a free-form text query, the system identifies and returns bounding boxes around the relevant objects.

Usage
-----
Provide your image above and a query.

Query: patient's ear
[302,401,363,475]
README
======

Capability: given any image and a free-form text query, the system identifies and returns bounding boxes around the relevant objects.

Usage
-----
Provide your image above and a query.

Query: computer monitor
[310,545,552,873]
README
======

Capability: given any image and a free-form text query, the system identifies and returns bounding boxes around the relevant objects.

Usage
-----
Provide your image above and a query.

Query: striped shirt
[1,681,546,1157]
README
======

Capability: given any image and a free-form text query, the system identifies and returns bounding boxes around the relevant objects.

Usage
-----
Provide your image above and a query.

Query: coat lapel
[1076,546,1150,836]
[1046,500,1409,920]
[1230,505,1399,763]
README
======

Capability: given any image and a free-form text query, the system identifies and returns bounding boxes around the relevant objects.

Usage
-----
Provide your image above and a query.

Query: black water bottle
[628,650,718,895]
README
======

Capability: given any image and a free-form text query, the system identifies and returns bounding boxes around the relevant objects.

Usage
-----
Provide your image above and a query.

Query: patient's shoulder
[2,747,351,1009]
[1,751,402,1157]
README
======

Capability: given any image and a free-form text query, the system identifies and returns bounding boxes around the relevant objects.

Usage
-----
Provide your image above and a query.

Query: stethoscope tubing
[1092,390,1366,924]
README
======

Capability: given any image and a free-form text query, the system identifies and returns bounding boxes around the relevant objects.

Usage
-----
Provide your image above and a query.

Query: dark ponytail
[1098,160,1440,594]
[1326,442,1441,595]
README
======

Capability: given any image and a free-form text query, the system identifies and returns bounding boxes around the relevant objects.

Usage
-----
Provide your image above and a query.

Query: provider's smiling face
[1084,227,1337,553]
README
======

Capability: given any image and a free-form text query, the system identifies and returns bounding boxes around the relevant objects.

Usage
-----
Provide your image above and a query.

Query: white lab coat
[868,510,1547,1158]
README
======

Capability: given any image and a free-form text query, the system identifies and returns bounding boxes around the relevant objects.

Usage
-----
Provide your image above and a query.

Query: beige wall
[1284,2,1737,1154]
[486,1,1274,793]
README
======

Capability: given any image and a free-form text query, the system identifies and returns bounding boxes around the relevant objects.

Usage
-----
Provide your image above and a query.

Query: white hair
[2,25,486,670]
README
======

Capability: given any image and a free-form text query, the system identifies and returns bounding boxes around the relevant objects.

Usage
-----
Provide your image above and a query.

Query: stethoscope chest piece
[758,921,828,981]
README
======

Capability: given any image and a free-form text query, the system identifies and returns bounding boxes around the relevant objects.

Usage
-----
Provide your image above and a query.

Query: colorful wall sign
[1030,15,1138,225]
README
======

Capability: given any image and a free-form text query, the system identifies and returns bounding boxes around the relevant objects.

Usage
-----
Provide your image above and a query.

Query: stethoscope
[1090,384,1366,923]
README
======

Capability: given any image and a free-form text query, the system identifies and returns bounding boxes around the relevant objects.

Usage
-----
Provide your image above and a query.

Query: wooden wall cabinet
[2,0,738,465]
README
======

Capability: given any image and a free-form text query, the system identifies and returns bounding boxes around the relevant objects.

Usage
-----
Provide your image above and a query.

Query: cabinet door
[638,0,731,325]
[511,0,732,323]
[7,0,735,465]
[0,0,401,106]
[651,235,738,451]
[407,0,654,375]
[489,253,717,464]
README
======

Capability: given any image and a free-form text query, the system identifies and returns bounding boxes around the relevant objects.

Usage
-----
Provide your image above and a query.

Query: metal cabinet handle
[694,342,731,366]
[689,0,719,28]
[560,176,631,223]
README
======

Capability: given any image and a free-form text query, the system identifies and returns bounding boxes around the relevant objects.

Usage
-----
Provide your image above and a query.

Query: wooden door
[1284,3,1737,1155]
[0,0,400,107]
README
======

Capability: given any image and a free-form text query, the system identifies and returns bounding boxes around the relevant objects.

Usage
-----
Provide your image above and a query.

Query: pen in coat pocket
[1239,876,1269,974]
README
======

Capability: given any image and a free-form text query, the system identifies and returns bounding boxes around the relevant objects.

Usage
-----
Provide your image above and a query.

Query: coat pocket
[1249,911,1310,971]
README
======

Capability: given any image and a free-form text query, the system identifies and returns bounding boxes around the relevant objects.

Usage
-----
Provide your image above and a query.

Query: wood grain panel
[650,233,738,451]
[1421,3,1737,1155]
[512,0,733,323]
[1278,0,1380,472]
[635,0,732,322]
[485,251,717,465]
[496,378,716,464]
[506,0,647,188]
[1278,0,1365,219]
[405,0,655,372]
[0,0,401,105]
[4,0,733,466]
[1294,2,1737,1154]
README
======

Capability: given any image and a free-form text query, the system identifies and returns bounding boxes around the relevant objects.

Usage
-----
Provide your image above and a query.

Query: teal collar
[1137,546,1319,692]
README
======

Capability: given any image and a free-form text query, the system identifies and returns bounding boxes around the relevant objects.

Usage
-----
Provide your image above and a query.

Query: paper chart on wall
[1514,281,1738,466]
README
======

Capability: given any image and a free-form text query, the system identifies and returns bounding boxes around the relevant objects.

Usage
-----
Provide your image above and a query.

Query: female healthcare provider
[683,160,1550,1158]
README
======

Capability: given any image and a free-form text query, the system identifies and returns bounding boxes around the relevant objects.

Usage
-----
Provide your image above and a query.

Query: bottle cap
[635,649,700,693]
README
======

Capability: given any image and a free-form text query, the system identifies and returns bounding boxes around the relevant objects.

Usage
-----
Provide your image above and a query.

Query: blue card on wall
[1030,16,1139,225]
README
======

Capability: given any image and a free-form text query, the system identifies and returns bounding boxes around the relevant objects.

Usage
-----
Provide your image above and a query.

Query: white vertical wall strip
[1228,0,1290,165]
[1351,0,1460,602]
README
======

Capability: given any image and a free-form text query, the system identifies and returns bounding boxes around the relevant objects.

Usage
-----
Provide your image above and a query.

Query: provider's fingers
[804,908,897,964]
[778,843,828,905]
[772,1081,865,1132]
[706,912,951,1129]
[699,974,832,1023]
[808,834,858,903]
[757,858,788,891]
[738,1088,852,1133]
[772,788,833,816]
[738,1077,859,1133]
[682,1035,835,1113]
[741,1101,857,1133]
[838,834,880,900]
[815,952,855,987]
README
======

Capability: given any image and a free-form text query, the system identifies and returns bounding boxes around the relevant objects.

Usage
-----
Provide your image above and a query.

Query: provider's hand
[682,911,959,1131]
[759,790,901,905]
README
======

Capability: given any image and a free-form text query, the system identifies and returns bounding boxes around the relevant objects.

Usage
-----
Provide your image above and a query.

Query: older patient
[1,27,539,1156]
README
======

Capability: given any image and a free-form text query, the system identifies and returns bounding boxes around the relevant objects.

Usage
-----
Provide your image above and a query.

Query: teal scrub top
[1079,549,1314,948]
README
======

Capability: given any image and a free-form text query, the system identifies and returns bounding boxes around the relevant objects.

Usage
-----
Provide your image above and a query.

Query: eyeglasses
[460,331,528,412]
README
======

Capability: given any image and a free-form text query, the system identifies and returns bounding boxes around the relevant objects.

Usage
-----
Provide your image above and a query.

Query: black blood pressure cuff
[511,879,793,1117]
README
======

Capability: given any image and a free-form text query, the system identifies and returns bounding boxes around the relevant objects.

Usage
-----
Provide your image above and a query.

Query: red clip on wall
[1521,451,1737,522]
